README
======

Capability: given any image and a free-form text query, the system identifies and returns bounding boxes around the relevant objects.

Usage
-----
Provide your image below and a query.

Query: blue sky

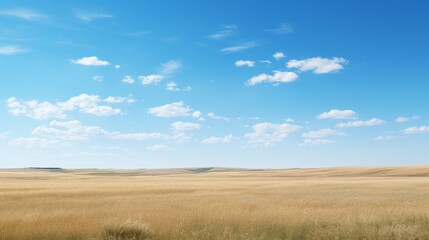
[1,1,428,168]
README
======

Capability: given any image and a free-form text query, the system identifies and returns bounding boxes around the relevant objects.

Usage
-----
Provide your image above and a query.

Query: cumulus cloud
[0,8,47,21]
[139,74,164,85]
[302,139,335,145]
[395,116,420,123]
[71,56,110,66]
[246,71,298,86]
[273,52,285,60]
[265,23,293,34]
[171,121,201,132]
[115,65,121,69]
[75,11,112,22]
[336,118,385,128]
[235,60,255,67]
[202,134,238,144]
[221,42,257,53]
[287,57,347,74]
[122,75,135,84]
[403,126,429,134]
[317,109,357,120]
[245,122,301,146]
[208,25,236,39]
[147,101,193,117]
[7,94,131,119]
[112,133,166,140]
[207,112,229,121]
[302,128,345,139]
[0,45,28,55]
[166,81,191,91]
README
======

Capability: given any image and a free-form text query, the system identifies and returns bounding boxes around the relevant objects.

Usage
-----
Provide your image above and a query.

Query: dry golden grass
[1,166,429,239]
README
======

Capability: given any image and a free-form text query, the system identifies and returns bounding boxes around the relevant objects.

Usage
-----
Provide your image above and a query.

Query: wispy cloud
[266,23,293,35]
[0,8,47,21]
[75,11,113,22]
[202,134,239,144]
[337,119,385,128]
[221,42,258,53]
[235,60,255,67]
[404,126,429,134]
[0,45,28,55]
[208,25,236,39]
[287,57,347,74]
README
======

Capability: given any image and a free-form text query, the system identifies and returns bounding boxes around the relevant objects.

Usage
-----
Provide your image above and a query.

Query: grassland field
[1,166,429,240]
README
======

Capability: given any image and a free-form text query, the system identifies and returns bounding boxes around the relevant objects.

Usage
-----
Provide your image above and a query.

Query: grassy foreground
[1,166,429,240]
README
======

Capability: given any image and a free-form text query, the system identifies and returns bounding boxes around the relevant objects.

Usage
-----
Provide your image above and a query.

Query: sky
[0,0,428,169]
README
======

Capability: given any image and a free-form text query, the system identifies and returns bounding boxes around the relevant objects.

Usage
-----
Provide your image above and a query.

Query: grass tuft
[103,220,152,240]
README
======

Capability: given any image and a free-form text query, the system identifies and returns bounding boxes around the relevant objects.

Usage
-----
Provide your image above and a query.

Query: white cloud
[147,101,193,117]
[395,116,419,123]
[0,9,46,21]
[221,42,257,53]
[374,135,399,141]
[8,94,129,120]
[287,57,347,74]
[71,56,110,66]
[317,109,357,120]
[202,134,238,144]
[246,71,298,86]
[93,75,103,82]
[266,23,293,34]
[273,52,285,60]
[103,96,135,104]
[208,25,236,39]
[285,118,294,123]
[75,11,112,22]
[207,112,229,121]
[0,45,28,55]
[9,137,60,148]
[336,118,385,128]
[171,121,201,132]
[122,75,135,84]
[32,120,109,141]
[404,126,429,134]
[7,97,66,120]
[112,133,166,140]
[161,60,181,75]
[245,122,301,146]
[302,128,344,139]
[235,60,255,67]
[146,144,170,151]
[192,111,202,118]
[260,60,272,64]
[166,81,191,92]
[0,132,9,139]
[139,74,164,85]
[302,139,335,145]
[115,65,121,69]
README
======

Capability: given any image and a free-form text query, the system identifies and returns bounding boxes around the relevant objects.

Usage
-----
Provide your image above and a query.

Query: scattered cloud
[404,126,429,134]
[122,75,135,84]
[0,8,47,21]
[302,128,345,139]
[10,137,61,148]
[246,71,298,86]
[202,134,239,144]
[71,56,110,66]
[208,25,237,39]
[93,75,103,82]
[260,60,272,64]
[221,42,257,53]
[7,94,132,120]
[32,120,109,141]
[192,111,202,118]
[75,11,113,22]
[266,23,293,35]
[273,52,285,60]
[235,60,255,67]
[146,144,170,151]
[147,101,194,118]
[337,118,385,128]
[317,109,357,120]
[285,118,294,123]
[112,132,166,140]
[207,112,229,121]
[103,96,135,104]
[161,60,181,75]
[287,57,347,74]
[166,81,191,92]
[245,122,301,146]
[0,132,9,139]
[395,116,420,123]
[302,139,335,145]
[0,45,28,55]
[374,135,399,141]
[139,74,164,85]
[171,121,201,132]
[114,64,121,69]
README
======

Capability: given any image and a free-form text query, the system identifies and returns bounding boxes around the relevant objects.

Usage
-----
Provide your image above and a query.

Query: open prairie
[1,166,429,240]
